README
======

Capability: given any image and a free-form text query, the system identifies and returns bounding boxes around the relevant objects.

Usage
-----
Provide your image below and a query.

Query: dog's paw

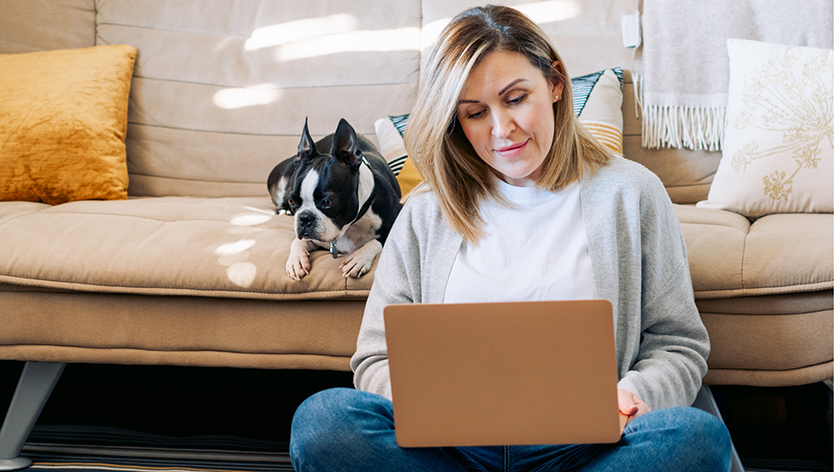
[286,239,311,281]
[286,254,311,281]
[339,240,382,278]
[339,253,375,278]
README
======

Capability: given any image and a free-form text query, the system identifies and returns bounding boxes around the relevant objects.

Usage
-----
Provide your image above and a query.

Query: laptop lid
[384,299,623,448]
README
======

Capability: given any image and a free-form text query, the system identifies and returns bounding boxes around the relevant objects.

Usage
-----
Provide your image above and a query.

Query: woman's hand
[618,389,651,427]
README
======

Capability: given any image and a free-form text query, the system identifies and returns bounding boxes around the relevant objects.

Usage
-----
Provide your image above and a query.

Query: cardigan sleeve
[615,164,710,410]
[350,193,436,399]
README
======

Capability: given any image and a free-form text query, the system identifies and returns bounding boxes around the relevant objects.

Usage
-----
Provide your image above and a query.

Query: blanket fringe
[641,105,725,151]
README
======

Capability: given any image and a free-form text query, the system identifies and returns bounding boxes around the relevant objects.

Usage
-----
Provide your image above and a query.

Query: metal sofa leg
[0,362,66,471]
[692,384,745,472]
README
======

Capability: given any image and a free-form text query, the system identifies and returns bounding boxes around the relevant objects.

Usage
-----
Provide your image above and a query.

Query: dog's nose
[297,211,317,236]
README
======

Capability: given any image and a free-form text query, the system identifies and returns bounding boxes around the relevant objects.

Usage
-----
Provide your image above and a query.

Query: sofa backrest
[0,0,721,204]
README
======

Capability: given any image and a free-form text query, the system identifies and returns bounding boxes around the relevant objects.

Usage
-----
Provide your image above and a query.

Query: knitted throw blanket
[635,0,833,151]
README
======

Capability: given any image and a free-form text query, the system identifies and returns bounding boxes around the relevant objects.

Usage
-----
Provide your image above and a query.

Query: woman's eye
[464,108,487,120]
[508,94,527,105]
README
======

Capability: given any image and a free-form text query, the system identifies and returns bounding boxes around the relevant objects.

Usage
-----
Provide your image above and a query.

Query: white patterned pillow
[697,39,833,217]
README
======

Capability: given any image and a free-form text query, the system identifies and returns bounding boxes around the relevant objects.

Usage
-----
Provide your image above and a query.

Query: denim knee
[641,407,732,472]
[290,388,394,470]
[684,408,733,471]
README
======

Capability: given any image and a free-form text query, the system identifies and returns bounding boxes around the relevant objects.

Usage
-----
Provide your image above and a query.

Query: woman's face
[456,50,563,187]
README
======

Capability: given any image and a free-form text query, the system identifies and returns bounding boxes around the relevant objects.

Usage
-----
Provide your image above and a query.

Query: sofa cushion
[0,198,372,299]
[0,0,95,54]
[676,205,833,298]
[93,0,421,198]
[0,199,829,301]
[0,283,364,371]
[696,292,833,380]
[0,45,137,204]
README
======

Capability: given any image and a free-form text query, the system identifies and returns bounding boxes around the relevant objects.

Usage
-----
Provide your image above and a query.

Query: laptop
[384,299,625,448]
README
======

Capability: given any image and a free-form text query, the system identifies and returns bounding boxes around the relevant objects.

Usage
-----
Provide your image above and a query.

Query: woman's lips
[495,140,528,157]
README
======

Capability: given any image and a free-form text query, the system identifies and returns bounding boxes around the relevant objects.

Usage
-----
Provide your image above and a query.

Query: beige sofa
[0,0,831,469]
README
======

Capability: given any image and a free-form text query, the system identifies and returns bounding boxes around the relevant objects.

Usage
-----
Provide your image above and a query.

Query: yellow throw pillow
[396,157,424,196]
[0,45,137,204]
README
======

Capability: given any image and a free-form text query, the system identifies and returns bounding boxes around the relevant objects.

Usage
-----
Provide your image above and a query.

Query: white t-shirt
[444,178,596,303]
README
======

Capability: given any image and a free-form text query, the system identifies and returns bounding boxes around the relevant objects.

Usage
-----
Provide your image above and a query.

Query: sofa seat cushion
[696,291,832,386]
[676,205,833,298]
[0,199,830,301]
[0,282,365,371]
[0,197,373,299]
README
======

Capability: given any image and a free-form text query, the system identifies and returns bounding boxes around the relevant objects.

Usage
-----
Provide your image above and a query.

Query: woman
[290,5,732,471]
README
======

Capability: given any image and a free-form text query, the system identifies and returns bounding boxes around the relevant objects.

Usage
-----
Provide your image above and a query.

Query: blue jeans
[290,388,732,472]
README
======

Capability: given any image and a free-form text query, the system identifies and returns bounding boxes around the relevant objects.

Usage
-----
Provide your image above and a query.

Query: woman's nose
[491,109,514,139]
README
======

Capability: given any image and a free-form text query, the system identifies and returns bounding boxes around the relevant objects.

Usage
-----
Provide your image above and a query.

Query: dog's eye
[321,198,334,208]
[287,198,296,208]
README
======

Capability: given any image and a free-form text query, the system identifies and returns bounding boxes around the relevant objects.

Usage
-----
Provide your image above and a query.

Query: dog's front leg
[286,238,316,281]
[339,239,383,278]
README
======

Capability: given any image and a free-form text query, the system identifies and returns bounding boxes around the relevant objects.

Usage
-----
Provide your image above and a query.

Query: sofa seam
[0,207,54,232]
[93,0,98,46]
[699,307,833,316]
[0,275,369,300]
[694,281,834,299]
[127,170,267,185]
[1,211,266,224]
[126,121,334,138]
[705,360,834,373]
[679,221,749,231]
[131,74,417,90]
[0,344,351,356]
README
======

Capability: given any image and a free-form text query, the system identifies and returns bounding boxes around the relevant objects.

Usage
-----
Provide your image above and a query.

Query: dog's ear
[297,118,318,161]
[331,118,363,169]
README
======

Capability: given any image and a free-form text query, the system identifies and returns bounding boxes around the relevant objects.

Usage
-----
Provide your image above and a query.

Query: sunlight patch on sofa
[274,27,421,62]
[226,262,257,288]
[245,14,359,51]
[216,240,257,257]
[516,0,581,24]
[230,212,273,226]
[213,85,283,110]
[422,1,580,52]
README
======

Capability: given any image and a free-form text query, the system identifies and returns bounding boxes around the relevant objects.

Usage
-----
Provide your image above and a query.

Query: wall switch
[621,12,641,48]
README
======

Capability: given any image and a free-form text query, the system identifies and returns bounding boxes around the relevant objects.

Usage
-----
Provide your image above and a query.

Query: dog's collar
[330,158,374,259]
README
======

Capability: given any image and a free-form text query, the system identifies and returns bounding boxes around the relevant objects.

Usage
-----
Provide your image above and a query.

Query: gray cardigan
[351,156,709,411]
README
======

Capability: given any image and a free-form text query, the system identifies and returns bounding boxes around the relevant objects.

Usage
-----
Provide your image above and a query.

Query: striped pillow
[572,68,624,154]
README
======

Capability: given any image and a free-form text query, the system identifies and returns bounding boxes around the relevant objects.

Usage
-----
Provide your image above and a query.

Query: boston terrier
[268,118,402,280]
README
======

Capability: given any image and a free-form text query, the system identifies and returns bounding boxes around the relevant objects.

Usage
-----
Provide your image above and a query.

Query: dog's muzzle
[295,210,318,239]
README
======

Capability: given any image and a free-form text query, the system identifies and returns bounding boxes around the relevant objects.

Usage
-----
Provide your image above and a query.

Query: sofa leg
[693,385,745,472]
[0,362,66,471]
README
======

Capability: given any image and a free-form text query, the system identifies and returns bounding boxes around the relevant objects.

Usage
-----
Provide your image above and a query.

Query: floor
[0,361,831,471]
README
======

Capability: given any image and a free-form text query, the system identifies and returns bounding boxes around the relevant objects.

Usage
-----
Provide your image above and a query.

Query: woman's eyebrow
[457,78,529,105]
[498,78,528,96]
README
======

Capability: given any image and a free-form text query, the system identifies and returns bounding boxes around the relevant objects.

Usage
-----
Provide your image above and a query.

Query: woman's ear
[550,61,565,103]
[551,81,565,103]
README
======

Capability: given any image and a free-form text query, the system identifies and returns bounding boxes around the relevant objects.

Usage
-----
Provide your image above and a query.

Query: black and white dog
[267,119,402,280]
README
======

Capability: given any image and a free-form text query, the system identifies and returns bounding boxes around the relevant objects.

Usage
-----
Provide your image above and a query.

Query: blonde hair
[404,5,612,243]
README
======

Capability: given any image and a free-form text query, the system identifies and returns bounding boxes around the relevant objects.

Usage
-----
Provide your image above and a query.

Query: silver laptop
[384,299,625,447]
